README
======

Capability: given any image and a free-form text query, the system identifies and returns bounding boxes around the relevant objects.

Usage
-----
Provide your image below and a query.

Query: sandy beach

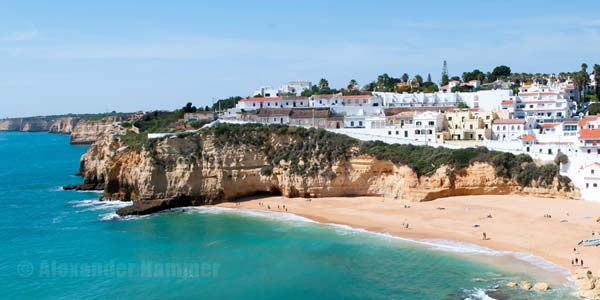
[218,195,600,284]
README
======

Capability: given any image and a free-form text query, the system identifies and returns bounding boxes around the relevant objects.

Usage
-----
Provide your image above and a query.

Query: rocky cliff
[48,117,80,134]
[68,124,578,216]
[69,116,126,144]
[0,117,52,132]
[1,114,133,144]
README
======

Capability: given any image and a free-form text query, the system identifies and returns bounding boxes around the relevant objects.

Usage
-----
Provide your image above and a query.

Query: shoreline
[216,195,600,291]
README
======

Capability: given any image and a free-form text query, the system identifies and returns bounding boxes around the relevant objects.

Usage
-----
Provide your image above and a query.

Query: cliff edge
[67,124,578,216]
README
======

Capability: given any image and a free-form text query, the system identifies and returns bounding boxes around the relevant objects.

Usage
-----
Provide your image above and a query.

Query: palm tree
[347,79,358,90]
[401,73,409,83]
[594,64,600,101]
[318,78,329,89]
[414,74,423,85]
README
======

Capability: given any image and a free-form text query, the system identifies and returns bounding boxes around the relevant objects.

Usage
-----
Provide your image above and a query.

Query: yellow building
[444,109,497,141]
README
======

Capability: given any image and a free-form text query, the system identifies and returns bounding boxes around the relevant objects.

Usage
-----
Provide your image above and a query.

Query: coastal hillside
[0,113,136,144]
[68,124,578,215]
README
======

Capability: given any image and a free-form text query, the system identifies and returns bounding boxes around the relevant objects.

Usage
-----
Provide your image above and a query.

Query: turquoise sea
[0,132,577,299]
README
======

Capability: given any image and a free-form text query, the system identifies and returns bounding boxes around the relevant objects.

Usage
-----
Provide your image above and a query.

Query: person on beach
[571,258,575,265]
[267,205,270,210]
[575,258,579,265]
[482,232,487,240]
[581,259,584,268]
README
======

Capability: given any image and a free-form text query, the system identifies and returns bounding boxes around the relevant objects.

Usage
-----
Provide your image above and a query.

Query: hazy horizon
[2,0,600,118]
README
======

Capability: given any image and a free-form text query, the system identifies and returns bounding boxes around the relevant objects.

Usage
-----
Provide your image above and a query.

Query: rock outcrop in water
[69,124,578,216]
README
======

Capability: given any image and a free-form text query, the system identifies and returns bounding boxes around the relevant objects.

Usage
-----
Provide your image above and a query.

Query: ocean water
[0,132,577,300]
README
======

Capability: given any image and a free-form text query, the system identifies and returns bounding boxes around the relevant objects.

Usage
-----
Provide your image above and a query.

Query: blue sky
[1,0,600,117]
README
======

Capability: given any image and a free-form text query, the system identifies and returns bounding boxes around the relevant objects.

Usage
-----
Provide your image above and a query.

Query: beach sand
[218,195,600,285]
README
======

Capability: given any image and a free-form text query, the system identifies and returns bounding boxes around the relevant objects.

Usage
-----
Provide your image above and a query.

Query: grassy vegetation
[126,123,569,190]
[133,110,184,133]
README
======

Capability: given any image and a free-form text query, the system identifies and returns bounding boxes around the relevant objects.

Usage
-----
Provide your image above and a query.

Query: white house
[236,97,309,110]
[514,83,573,122]
[492,119,526,141]
[578,114,600,155]
[253,86,279,97]
[373,89,512,111]
[579,163,600,201]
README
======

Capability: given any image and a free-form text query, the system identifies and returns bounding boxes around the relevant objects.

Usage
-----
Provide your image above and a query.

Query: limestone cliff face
[0,118,50,132]
[69,116,125,144]
[48,117,80,134]
[0,119,22,131]
[74,129,578,215]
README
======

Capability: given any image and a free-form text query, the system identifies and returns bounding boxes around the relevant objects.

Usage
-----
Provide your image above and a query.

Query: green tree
[401,73,409,83]
[462,69,485,82]
[183,102,197,113]
[491,65,511,81]
[347,79,358,90]
[594,64,600,101]
[318,78,329,89]
[415,74,423,85]
[427,73,432,83]
[441,60,449,85]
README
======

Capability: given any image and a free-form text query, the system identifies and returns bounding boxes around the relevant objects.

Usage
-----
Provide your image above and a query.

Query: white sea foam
[99,212,147,221]
[463,288,497,300]
[181,206,572,283]
[182,206,319,224]
[71,199,132,212]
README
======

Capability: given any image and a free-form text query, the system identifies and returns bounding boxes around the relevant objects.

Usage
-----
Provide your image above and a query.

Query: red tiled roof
[580,129,600,139]
[493,119,525,124]
[340,94,372,99]
[521,134,536,141]
[541,123,560,128]
[240,97,282,102]
[501,100,513,105]
[311,94,338,99]
[290,108,330,119]
[578,115,599,127]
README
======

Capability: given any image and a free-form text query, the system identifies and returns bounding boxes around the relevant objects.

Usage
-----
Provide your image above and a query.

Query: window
[595,183,598,188]
[350,121,354,127]
[396,131,399,135]
[404,131,408,138]
[586,183,589,188]
[388,131,392,135]
[511,126,514,130]
[428,121,435,126]
[592,169,595,175]
[448,117,452,121]
[359,121,363,127]
[503,126,506,130]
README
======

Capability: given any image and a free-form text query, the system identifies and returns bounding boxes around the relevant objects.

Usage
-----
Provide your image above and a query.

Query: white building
[514,82,573,122]
[253,86,279,97]
[579,163,600,200]
[330,106,384,129]
[578,114,600,155]
[492,119,526,141]
[235,96,309,110]
[310,94,380,107]
[373,90,512,111]
[253,81,312,97]
[280,81,312,96]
